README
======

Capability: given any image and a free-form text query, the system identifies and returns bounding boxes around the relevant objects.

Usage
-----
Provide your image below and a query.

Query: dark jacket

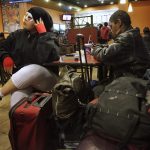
[143,33,150,53]
[92,28,150,78]
[0,38,6,48]
[0,29,60,74]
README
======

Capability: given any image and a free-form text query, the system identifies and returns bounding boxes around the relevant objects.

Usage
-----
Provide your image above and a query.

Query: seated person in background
[92,10,150,97]
[0,7,60,107]
[143,27,150,52]
[0,32,5,40]
[0,32,10,85]
[0,32,8,85]
[85,22,91,28]
[0,32,5,46]
[135,27,140,33]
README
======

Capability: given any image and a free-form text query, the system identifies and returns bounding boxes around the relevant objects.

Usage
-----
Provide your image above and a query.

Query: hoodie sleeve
[0,32,16,62]
[35,33,60,64]
[92,33,133,66]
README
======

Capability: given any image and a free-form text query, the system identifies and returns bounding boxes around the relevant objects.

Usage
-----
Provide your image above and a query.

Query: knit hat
[28,7,53,32]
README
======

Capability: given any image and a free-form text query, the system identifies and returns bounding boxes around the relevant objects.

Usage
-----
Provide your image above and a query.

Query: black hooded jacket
[92,28,150,78]
[0,7,60,74]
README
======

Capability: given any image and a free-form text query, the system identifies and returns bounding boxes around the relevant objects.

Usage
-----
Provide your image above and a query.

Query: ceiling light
[128,2,133,12]
[98,0,104,3]
[120,0,127,4]
[84,5,88,8]
[77,1,80,4]
[110,2,114,4]
[101,1,104,4]
[69,6,72,10]
[135,0,138,1]
[58,2,62,6]
[45,0,50,2]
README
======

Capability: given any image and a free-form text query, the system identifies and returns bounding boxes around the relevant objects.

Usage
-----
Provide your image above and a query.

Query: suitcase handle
[76,34,85,81]
[32,95,52,108]
[27,93,43,104]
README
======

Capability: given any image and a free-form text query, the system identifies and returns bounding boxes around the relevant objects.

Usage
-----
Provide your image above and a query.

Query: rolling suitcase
[9,93,58,150]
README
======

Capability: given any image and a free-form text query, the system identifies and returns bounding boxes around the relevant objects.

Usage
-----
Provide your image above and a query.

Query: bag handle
[27,93,51,107]
[32,95,51,108]
[27,93,43,103]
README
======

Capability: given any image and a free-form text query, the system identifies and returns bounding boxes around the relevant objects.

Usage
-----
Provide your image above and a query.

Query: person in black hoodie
[0,7,60,106]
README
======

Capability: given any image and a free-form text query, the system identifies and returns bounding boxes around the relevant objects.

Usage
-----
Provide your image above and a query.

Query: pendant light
[128,2,133,12]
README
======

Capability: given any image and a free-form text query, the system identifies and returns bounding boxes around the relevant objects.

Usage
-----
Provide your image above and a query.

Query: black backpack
[86,76,150,149]
[52,66,86,149]
[52,66,83,119]
[52,65,93,119]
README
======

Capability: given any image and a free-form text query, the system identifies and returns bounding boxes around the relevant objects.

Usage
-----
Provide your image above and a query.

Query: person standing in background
[100,22,110,44]
[98,24,103,43]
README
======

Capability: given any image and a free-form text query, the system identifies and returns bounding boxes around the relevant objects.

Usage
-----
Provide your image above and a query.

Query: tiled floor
[0,95,12,150]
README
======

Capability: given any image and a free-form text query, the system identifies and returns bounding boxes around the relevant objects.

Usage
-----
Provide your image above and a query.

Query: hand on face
[23,11,47,33]
[35,18,43,25]
[35,18,46,33]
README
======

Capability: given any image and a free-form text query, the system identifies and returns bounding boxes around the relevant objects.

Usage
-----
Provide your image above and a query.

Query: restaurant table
[44,54,102,80]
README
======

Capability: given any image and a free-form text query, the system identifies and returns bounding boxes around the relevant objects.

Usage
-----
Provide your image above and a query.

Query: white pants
[10,64,58,107]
